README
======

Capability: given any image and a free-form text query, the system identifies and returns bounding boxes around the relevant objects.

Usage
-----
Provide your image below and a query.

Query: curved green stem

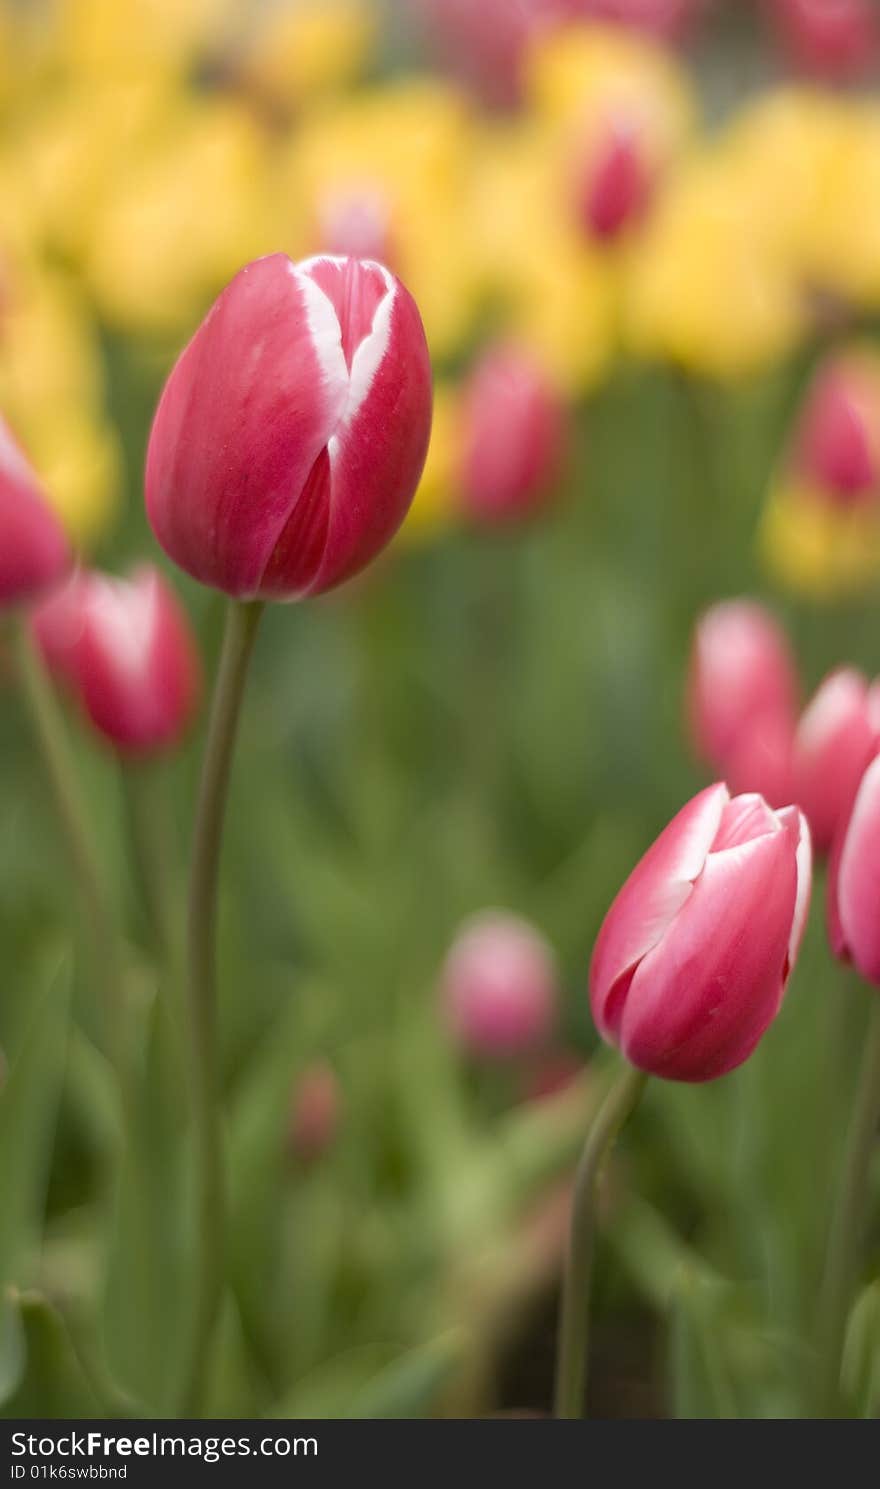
[10,615,126,1087]
[554,1062,647,1419]
[816,997,880,1416]
[178,598,263,1419]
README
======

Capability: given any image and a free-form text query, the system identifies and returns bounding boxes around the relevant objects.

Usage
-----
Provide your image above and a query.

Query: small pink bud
[441,911,558,1060]
[574,119,654,243]
[793,668,880,855]
[146,253,432,601]
[315,186,397,270]
[288,1062,342,1166]
[33,565,201,757]
[590,784,812,1081]
[766,0,878,82]
[0,415,71,610]
[458,344,567,523]
[828,753,880,982]
[688,600,799,804]
[794,356,880,506]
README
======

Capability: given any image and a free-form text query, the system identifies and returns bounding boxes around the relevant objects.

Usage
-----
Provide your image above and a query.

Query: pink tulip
[441,911,558,1060]
[688,600,799,804]
[580,1,700,43]
[573,120,654,243]
[314,186,397,269]
[33,566,200,757]
[458,344,567,523]
[766,0,878,82]
[146,253,432,601]
[793,355,880,507]
[590,784,812,1081]
[829,753,880,982]
[288,1062,343,1165]
[793,669,880,855]
[0,415,70,609]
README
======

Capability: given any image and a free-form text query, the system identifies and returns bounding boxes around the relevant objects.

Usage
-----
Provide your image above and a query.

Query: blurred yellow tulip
[759,481,880,600]
[624,149,806,379]
[471,122,616,394]
[26,410,122,546]
[53,0,236,80]
[84,97,275,334]
[242,0,377,112]
[280,79,479,362]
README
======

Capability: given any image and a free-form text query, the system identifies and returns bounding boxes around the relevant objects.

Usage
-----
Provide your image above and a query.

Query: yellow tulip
[242,0,376,112]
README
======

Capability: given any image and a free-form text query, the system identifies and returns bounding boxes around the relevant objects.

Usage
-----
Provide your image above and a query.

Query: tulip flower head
[458,344,567,523]
[33,565,200,757]
[0,415,70,609]
[766,0,878,82]
[793,668,880,855]
[441,911,558,1060]
[688,600,798,806]
[288,1062,343,1166]
[590,784,811,1081]
[829,753,880,983]
[573,115,655,242]
[146,253,432,601]
[794,354,880,509]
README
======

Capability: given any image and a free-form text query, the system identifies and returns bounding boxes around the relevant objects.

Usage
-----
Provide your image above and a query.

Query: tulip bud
[441,911,558,1060]
[146,253,432,601]
[793,355,880,507]
[688,601,798,804]
[314,185,397,268]
[829,753,880,981]
[458,344,567,523]
[33,566,200,757]
[287,1061,342,1166]
[0,415,71,609]
[573,117,654,242]
[590,784,811,1081]
[766,0,877,82]
[793,669,880,855]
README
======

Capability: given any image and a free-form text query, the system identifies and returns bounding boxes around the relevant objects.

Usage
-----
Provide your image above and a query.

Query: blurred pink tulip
[590,783,812,1081]
[33,566,200,757]
[766,0,878,82]
[793,668,880,855]
[315,186,397,269]
[580,1,699,41]
[0,416,70,609]
[146,253,432,601]
[794,356,880,507]
[573,120,654,242]
[459,344,567,523]
[288,1062,343,1166]
[829,753,880,981]
[688,600,799,804]
[441,911,558,1060]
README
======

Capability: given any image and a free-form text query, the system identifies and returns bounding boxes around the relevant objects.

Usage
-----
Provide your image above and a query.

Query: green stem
[554,1062,647,1419]
[816,996,880,1416]
[10,615,125,1086]
[123,762,183,988]
[178,598,263,1419]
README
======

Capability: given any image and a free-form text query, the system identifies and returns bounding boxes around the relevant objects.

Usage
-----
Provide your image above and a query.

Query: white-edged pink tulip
[793,668,880,855]
[441,911,558,1060]
[590,784,812,1082]
[33,565,200,757]
[828,753,880,982]
[146,253,432,601]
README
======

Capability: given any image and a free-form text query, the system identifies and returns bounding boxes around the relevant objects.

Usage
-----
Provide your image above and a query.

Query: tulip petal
[589,782,728,1040]
[836,753,880,983]
[776,805,812,965]
[0,417,71,607]
[303,268,432,596]
[620,825,797,1081]
[145,254,349,599]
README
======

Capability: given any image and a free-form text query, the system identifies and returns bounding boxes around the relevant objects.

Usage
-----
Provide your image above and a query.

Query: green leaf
[0,1289,25,1406]
[0,955,71,1285]
[345,1333,462,1419]
[842,1282,880,1419]
[0,1293,100,1418]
